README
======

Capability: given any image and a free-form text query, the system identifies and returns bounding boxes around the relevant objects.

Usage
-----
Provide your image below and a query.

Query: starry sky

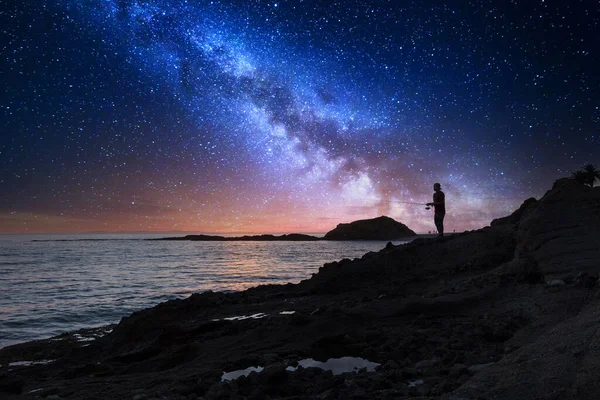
[1,0,598,234]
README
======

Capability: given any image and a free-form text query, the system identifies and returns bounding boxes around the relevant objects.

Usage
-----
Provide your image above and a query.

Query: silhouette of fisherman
[426,183,445,237]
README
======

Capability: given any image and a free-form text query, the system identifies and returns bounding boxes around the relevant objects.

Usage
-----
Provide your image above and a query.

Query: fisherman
[426,183,445,237]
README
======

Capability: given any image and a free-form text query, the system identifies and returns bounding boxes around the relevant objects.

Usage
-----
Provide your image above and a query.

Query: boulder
[515,178,600,276]
[323,216,416,240]
[490,197,537,227]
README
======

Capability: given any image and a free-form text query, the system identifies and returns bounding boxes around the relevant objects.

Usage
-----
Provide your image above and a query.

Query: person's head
[433,182,441,191]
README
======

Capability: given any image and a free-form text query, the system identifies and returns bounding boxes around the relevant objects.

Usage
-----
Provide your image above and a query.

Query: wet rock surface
[1,180,599,399]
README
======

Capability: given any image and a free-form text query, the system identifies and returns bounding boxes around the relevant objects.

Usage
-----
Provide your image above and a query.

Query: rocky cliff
[1,178,599,399]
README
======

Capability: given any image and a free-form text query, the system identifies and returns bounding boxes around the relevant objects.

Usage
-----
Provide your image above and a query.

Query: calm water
[0,234,410,349]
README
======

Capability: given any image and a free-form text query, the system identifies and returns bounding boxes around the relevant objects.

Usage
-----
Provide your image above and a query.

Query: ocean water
[0,234,410,349]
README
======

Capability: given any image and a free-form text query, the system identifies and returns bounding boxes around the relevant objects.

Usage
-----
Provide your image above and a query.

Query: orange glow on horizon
[0,207,491,235]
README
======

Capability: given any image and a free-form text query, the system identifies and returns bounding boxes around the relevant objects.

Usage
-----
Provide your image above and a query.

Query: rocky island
[152,215,417,242]
[323,215,416,240]
[1,178,599,399]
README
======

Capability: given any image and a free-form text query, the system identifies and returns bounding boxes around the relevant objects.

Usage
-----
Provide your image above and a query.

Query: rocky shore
[1,178,599,399]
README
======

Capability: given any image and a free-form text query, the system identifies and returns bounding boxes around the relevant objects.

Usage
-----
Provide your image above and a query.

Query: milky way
[1,0,598,233]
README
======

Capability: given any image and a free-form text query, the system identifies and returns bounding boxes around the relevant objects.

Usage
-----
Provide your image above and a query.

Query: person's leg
[434,214,444,236]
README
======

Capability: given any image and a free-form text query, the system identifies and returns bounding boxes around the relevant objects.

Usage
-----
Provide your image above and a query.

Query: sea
[0,233,412,349]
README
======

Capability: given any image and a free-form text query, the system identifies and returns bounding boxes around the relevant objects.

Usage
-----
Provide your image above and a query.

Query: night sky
[1,0,598,234]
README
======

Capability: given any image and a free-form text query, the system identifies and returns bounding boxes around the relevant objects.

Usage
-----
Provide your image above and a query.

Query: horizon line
[0,230,454,236]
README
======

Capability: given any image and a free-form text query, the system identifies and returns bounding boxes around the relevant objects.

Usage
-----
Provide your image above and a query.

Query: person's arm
[427,193,444,206]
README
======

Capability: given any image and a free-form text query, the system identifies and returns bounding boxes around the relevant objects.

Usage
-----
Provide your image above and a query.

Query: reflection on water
[286,357,380,375]
[220,356,380,382]
[223,313,267,321]
[6,359,55,367]
[0,233,411,348]
[222,366,263,381]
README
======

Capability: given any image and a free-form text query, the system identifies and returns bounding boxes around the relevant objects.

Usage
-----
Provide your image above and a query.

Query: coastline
[0,236,420,351]
[1,180,599,399]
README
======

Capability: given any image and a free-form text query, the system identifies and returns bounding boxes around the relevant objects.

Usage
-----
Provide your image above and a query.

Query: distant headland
[151,233,321,241]
[151,215,417,241]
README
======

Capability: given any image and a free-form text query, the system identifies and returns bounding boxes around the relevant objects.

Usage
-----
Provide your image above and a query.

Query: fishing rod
[381,200,431,210]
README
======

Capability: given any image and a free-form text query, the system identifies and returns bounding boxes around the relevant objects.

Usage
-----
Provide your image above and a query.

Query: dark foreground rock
[1,178,599,399]
[323,215,417,240]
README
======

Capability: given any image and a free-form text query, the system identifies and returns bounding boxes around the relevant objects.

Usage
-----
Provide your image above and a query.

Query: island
[151,215,417,241]
[323,215,417,240]
[150,233,322,241]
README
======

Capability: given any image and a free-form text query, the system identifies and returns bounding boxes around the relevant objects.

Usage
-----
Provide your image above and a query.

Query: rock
[259,362,288,384]
[467,362,495,374]
[248,387,266,400]
[415,358,440,370]
[0,375,24,395]
[449,363,467,378]
[384,360,400,370]
[501,257,545,284]
[516,353,528,363]
[317,388,337,399]
[491,197,537,227]
[401,368,420,379]
[547,279,565,287]
[323,216,416,240]
[515,178,600,276]
[575,272,598,288]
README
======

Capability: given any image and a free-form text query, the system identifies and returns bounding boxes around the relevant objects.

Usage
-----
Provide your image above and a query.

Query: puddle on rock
[286,357,380,375]
[219,313,268,321]
[221,356,379,382]
[221,366,264,381]
[9,360,55,367]
[73,333,96,342]
[214,311,297,322]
